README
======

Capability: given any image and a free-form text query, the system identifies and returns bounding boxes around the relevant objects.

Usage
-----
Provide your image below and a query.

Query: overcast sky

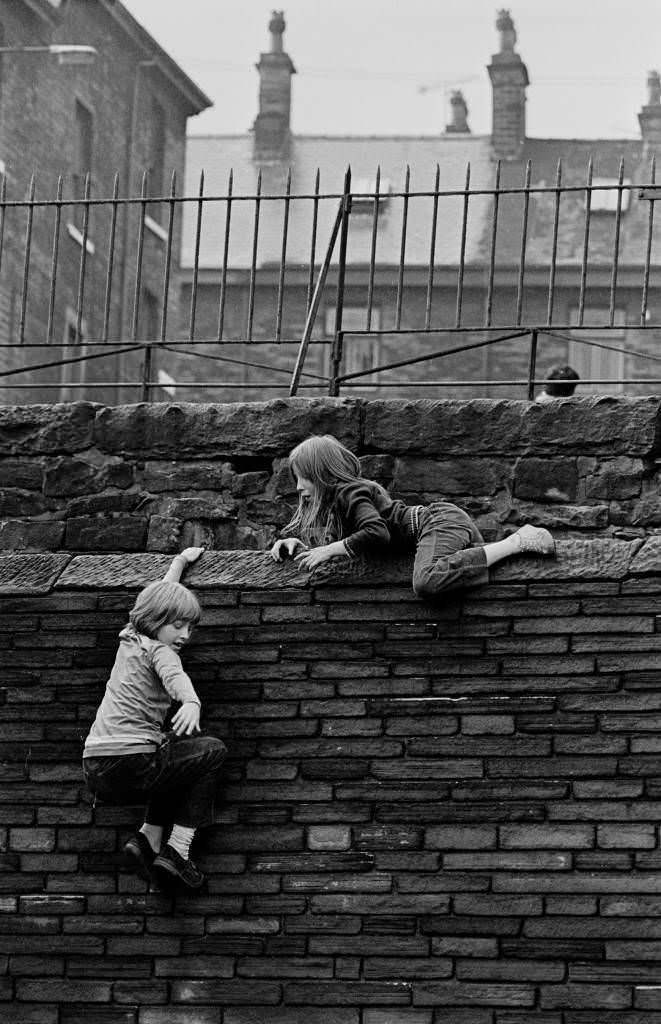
[122,0,660,140]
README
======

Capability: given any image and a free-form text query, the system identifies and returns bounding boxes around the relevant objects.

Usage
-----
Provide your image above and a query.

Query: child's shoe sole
[123,833,157,880]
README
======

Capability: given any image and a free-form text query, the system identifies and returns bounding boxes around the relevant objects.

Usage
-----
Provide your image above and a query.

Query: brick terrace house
[176,10,661,402]
[0,0,210,405]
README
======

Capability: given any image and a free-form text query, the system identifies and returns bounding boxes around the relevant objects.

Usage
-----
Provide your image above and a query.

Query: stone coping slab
[629,536,661,575]
[0,538,654,594]
[2,396,660,458]
[55,551,310,590]
[0,552,72,594]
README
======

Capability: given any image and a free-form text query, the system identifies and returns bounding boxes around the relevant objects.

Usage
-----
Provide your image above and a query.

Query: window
[75,99,93,179]
[148,97,166,222]
[59,307,87,402]
[325,306,382,388]
[73,99,93,230]
[588,178,631,214]
[139,287,160,340]
[351,176,391,217]
[0,23,4,108]
[568,308,625,395]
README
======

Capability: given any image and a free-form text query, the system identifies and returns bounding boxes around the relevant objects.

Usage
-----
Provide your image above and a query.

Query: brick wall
[0,0,197,405]
[2,541,661,1021]
[1,396,661,553]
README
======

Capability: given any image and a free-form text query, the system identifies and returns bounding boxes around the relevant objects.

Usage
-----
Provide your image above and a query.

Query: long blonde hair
[284,435,362,544]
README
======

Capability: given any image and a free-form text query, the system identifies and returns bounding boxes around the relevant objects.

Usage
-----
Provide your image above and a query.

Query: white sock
[168,824,196,860]
[483,533,520,567]
[140,823,163,854]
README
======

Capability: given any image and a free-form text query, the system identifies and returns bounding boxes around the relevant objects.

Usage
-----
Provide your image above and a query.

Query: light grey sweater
[83,624,200,758]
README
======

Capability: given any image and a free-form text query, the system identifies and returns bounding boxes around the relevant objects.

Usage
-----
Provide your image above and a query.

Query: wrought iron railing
[1,158,660,401]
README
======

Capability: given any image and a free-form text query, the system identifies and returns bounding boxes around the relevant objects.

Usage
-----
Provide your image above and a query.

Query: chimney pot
[253,10,296,164]
[445,90,470,134]
[269,10,285,53]
[496,8,517,52]
[639,70,661,147]
[488,9,529,160]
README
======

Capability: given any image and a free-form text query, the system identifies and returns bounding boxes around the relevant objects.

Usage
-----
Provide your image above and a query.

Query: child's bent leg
[147,734,226,888]
[145,734,227,830]
[412,504,489,599]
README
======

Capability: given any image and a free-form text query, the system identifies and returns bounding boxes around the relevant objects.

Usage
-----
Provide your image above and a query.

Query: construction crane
[417,74,480,95]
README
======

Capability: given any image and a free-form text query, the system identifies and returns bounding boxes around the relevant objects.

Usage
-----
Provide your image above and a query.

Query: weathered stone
[245,496,294,528]
[0,402,98,455]
[94,399,362,457]
[514,458,578,503]
[104,460,134,490]
[231,472,271,497]
[307,826,352,852]
[510,502,609,530]
[494,538,640,582]
[630,537,661,575]
[0,459,43,490]
[473,513,507,542]
[0,553,71,593]
[213,522,262,550]
[0,489,48,517]
[394,458,510,496]
[43,457,105,498]
[56,552,171,588]
[146,515,182,553]
[583,457,645,501]
[64,493,146,518]
[270,458,297,497]
[43,450,133,497]
[629,494,661,527]
[185,550,308,589]
[180,521,216,549]
[141,460,232,492]
[0,520,64,551]
[155,496,237,520]
[359,454,396,483]
[364,396,661,456]
[64,516,147,551]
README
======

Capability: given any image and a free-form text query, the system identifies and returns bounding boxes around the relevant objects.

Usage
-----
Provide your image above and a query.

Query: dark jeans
[83,733,227,829]
[412,501,489,598]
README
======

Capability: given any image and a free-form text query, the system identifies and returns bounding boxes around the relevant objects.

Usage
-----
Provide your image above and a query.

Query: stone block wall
[2,542,661,1020]
[1,396,661,554]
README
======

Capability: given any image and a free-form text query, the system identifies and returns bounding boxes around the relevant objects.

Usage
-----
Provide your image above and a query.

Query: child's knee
[201,735,227,767]
[412,568,448,600]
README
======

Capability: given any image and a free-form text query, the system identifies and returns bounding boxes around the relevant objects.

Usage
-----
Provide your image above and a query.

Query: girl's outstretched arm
[162,547,204,583]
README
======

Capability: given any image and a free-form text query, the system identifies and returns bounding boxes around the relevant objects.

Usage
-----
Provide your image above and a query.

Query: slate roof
[182,134,496,270]
[181,133,661,272]
[495,138,660,267]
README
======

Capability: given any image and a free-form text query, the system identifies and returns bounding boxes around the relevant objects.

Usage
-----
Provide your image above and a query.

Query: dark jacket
[332,479,416,558]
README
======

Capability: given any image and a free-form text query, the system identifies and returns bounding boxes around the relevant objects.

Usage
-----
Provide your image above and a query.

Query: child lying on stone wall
[82,547,226,889]
[270,434,556,595]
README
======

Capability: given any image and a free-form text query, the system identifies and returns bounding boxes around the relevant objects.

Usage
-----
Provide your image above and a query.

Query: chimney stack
[445,90,470,134]
[487,9,529,160]
[253,11,296,163]
[639,70,661,147]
